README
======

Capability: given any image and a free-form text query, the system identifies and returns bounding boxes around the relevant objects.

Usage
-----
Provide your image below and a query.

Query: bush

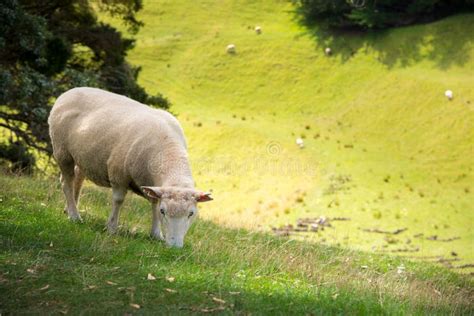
[294,0,474,29]
[0,142,36,174]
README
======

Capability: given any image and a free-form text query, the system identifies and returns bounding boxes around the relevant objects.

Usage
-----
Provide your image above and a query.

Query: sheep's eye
[160,208,165,215]
[188,211,194,218]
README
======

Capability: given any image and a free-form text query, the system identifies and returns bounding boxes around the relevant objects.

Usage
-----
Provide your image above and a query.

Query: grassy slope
[0,175,473,314]
[104,0,474,267]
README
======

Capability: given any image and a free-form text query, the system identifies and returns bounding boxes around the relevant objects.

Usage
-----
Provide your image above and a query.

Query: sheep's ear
[195,192,213,203]
[141,186,163,200]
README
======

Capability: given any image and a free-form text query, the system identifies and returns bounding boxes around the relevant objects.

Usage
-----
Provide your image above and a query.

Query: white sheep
[296,138,304,148]
[325,47,332,56]
[226,44,236,54]
[255,26,262,34]
[48,87,212,248]
[445,90,453,100]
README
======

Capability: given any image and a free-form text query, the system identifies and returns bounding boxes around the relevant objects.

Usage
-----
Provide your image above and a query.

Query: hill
[102,0,474,269]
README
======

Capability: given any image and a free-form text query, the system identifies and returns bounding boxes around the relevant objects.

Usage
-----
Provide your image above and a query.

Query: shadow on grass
[0,207,387,314]
[291,10,474,69]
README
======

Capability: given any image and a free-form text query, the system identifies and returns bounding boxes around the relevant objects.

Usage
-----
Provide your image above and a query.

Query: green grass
[97,0,474,269]
[0,175,473,314]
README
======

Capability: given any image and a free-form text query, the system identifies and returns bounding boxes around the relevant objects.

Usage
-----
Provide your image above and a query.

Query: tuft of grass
[0,175,473,314]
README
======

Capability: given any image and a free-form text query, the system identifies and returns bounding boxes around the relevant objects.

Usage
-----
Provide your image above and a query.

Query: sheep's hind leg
[151,202,164,240]
[59,162,82,222]
[107,187,127,233]
[61,166,86,214]
[73,165,85,207]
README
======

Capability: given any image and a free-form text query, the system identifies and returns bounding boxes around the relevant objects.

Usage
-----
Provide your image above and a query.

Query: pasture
[1,0,474,314]
[104,0,474,269]
[0,175,472,314]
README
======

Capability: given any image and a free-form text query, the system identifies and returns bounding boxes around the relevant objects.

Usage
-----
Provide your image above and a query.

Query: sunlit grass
[96,0,474,269]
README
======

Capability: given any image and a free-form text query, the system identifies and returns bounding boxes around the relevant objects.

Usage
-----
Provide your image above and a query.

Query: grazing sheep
[255,26,262,34]
[296,138,304,148]
[48,87,212,248]
[445,90,453,100]
[226,44,236,54]
[325,47,332,56]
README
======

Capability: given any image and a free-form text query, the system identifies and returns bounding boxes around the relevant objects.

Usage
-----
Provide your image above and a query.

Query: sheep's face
[141,186,212,248]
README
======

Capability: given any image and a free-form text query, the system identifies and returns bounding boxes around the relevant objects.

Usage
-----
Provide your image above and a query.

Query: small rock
[397,264,405,274]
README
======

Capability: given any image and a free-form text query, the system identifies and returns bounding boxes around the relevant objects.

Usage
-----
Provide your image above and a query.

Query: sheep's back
[49,87,185,188]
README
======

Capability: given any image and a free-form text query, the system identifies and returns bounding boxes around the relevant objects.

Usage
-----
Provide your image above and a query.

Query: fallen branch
[426,235,460,242]
[331,217,351,221]
[453,264,474,269]
[379,247,420,253]
[360,227,407,235]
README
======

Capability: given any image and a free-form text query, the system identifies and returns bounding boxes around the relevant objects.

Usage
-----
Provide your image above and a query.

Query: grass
[2,0,474,313]
[0,175,473,314]
[96,0,474,270]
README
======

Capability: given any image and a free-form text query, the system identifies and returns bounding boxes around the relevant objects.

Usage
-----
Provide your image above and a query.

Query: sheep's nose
[166,237,183,248]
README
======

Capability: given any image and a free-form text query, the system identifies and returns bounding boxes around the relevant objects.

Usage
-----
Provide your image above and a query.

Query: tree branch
[0,123,51,154]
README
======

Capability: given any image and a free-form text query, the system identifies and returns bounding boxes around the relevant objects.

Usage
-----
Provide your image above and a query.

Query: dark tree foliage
[0,0,169,172]
[294,0,474,29]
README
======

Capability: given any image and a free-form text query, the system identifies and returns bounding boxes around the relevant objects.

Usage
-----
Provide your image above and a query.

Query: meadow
[104,0,474,269]
[1,0,474,313]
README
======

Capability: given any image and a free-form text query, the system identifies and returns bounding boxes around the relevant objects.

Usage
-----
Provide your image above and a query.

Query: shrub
[294,0,474,29]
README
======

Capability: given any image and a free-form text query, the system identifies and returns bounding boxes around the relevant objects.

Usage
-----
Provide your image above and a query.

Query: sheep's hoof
[68,214,83,223]
[106,225,119,234]
[150,231,164,241]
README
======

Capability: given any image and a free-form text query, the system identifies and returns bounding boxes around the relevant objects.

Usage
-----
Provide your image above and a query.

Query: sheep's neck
[155,145,194,189]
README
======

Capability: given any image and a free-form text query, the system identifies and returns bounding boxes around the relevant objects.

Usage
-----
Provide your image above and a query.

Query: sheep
[226,44,236,54]
[255,26,262,34]
[48,87,213,248]
[324,47,332,56]
[296,138,304,148]
[445,90,453,100]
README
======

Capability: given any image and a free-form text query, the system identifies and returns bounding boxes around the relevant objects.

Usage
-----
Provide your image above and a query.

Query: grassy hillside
[0,175,473,314]
[101,0,474,270]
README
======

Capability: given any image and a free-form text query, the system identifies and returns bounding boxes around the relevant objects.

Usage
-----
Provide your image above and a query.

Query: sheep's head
[141,186,212,248]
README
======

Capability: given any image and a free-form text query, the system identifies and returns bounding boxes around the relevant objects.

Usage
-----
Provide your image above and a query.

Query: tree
[294,0,474,29]
[0,0,169,173]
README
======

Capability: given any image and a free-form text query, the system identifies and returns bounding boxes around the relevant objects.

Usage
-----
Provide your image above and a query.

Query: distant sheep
[445,90,453,100]
[48,87,213,248]
[226,44,236,54]
[296,138,304,148]
[325,47,332,56]
[255,26,262,34]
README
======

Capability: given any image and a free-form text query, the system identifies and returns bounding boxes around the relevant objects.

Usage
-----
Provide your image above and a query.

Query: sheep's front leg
[107,187,127,233]
[151,202,164,240]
